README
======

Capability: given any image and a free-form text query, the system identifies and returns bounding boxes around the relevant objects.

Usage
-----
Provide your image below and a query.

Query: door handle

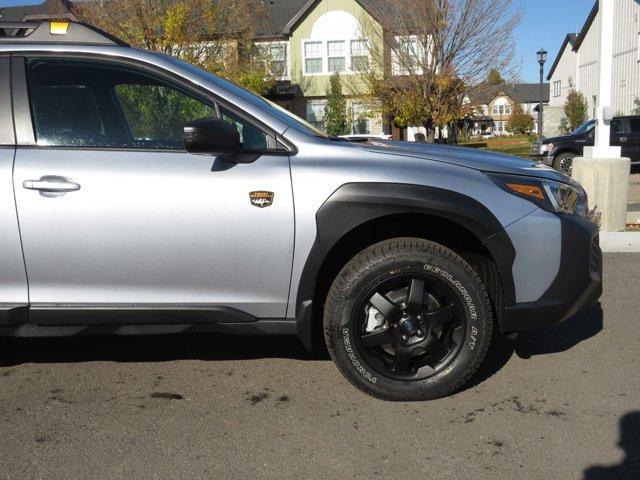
[620,137,628,143]
[23,176,81,195]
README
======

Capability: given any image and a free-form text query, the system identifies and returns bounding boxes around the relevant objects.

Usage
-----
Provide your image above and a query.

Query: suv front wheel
[553,152,576,174]
[323,238,493,401]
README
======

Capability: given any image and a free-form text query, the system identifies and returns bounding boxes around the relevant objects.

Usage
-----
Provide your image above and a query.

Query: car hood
[355,140,571,182]
[540,134,576,144]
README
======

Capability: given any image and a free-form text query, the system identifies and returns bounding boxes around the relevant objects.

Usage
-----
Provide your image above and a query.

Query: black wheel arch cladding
[295,182,517,349]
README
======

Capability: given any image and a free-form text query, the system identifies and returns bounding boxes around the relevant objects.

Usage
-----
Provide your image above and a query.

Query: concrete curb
[600,232,640,252]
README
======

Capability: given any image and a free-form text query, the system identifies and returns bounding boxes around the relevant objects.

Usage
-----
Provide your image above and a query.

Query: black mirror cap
[183,117,240,154]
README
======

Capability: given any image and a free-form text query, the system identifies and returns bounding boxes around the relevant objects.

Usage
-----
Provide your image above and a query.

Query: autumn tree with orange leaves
[74,0,274,95]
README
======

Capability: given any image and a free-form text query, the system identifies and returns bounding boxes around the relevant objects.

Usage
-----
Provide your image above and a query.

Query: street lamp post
[537,47,547,136]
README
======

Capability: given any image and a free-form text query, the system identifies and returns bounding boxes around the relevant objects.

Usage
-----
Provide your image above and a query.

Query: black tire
[323,238,493,401]
[553,152,575,174]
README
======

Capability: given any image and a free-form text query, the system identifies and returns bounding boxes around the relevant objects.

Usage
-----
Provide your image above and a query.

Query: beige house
[467,83,550,136]
[255,0,388,136]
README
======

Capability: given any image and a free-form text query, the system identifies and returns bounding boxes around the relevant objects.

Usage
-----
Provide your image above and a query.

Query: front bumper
[500,214,602,332]
[530,153,553,166]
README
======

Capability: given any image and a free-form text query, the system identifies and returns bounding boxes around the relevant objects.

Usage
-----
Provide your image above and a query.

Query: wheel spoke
[423,303,455,329]
[361,327,394,348]
[393,344,414,372]
[429,338,450,363]
[407,278,425,312]
[369,293,402,322]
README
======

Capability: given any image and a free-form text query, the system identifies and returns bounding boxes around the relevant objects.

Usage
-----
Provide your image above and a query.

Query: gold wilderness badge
[249,191,274,208]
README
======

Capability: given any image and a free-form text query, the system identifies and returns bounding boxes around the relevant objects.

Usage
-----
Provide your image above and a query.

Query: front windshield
[262,96,329,138]
[159,53,328,138]
[572,120,595,136]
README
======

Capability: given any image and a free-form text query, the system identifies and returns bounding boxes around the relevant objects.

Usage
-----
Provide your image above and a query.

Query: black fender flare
[295,182,517,349]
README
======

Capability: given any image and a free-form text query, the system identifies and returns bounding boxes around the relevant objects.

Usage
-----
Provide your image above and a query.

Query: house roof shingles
[256,0,309,39]
[470,83,550,105]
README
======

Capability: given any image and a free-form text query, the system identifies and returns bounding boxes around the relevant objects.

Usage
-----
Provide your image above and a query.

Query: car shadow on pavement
[513,303,603,359]
[0,333,329,366]
[583,411,640,479]
[0,304,602,369]
[463,303,603,391]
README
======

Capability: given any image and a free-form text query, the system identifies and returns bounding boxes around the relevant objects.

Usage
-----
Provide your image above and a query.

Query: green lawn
[461,135,533,158]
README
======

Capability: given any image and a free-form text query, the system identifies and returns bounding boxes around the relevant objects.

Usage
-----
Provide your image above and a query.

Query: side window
[26,59,109,147]
[26,58,270,151]
[220,107,268,150]
[610,118,623,135]
[628,117,640,134]
[114,83,215,149]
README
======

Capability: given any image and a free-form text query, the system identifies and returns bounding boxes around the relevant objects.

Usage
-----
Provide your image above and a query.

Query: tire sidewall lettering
[422,263,479,350]
[342,327,378,384]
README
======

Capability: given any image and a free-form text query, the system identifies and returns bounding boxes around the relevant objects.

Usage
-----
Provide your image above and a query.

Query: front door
[12,56,294,319]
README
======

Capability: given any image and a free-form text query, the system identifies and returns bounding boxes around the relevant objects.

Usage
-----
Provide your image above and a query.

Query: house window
[492,103,510,115]
[350,40,369,71]
[304,41,323,74]
[306,100,326,130]
[268,44,286,77]
[327,41,346,73]
[392,35,425,75]
[351,101,371,134]
[399,37,419,65]
[553,80,561,97]
[256,42,288,78]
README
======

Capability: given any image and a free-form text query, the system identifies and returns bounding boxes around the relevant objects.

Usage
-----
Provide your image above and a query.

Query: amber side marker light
[505,182,545,200]
[50,21,69,35]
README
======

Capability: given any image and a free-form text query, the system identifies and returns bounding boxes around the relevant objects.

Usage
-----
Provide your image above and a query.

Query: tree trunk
[423,120,436,143]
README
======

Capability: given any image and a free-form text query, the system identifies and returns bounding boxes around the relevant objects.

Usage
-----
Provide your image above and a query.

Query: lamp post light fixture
[537,47,547,136]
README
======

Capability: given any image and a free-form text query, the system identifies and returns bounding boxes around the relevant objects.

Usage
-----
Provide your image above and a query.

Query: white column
[585,0,620,158]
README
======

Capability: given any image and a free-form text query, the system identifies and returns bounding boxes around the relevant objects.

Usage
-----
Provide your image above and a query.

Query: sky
[514,0,595,83]
[1,0,596,85]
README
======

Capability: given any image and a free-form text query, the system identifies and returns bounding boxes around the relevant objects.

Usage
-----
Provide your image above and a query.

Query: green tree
[507,102,534,134]
[559,89,588,134]
[632,97,640,115]
[487,69,504,85]
[324,73,350,136]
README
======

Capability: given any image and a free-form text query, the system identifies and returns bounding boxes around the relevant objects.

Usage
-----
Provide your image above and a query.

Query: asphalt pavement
[0,253,638,480]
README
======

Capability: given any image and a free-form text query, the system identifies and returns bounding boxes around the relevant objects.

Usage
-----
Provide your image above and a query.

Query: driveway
[0,253,638,480]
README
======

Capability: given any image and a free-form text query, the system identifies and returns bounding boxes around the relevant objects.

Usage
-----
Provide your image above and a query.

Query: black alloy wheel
[355,275,464,380]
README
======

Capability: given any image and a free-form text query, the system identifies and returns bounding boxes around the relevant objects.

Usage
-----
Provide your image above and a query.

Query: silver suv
[0,22,602,400]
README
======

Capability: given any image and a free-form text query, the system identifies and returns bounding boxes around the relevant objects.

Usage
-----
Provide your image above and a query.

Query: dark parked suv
[531,116,640,173]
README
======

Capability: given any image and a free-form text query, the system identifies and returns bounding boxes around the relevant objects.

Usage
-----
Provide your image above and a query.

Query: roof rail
[0,21,129,46]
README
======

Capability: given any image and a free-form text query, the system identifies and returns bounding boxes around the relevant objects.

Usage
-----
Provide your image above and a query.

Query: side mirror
[183,117,240,154]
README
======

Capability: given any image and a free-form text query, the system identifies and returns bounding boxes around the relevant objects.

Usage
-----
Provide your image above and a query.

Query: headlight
[489,174,588,216]
[539,143,554,154]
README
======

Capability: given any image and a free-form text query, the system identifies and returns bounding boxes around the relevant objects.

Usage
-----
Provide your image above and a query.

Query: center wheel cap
[399,316,418,335]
